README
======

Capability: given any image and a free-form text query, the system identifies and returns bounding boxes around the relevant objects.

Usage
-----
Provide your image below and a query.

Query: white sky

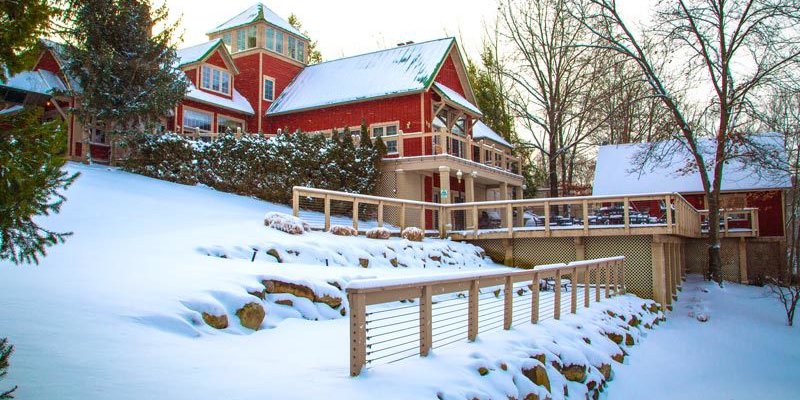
[165,0,651,62]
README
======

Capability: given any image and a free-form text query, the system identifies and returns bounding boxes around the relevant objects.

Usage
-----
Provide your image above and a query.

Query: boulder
[628,316,641,327]
[401,227,424,242]
[531,353,547,365]
[561,364,587,383]
[202,312,228,329]
[263,279,315,302]
[611,352,625,363]
[430,255,442,262]
[275,299,294,307]
[390,257,398,267]
[329,225,358,236]
[248,289,266,300]
[478,366,490,376]
[236,302,265,330]
[359,258,370,268]
[521,364,551,392]
[625,333,635,346]
[266,248,282,263]
[365,227,391,240]
[598,364,612,380]
[604,332,623,345]
[264,212,308,235]
[317,294,343,309]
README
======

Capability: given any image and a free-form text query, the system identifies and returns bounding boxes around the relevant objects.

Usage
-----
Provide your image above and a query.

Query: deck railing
[397,131,521,175]
[346,256,626,376]
[699,208,759,237]
[292,187,716,238]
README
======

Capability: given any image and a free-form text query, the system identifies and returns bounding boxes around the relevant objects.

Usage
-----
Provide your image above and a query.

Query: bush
[0,337,16,399]
[120,130,385,205]
[365,227,391,240]
[264,212,309,235]
[329,225,358,236]
[401,227,425,242]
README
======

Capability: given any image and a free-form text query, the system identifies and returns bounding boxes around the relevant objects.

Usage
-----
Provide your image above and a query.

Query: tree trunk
[706,192,723,282]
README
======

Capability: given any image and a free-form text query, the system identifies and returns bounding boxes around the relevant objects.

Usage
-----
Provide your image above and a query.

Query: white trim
[263,75,276,101]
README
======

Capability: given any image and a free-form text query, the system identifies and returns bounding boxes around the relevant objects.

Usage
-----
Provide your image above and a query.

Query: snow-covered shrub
[329,225,358,236]
[119,132,199,185]
[401,227,424,242]
[365,227,391,240]
[264,212,309,235]
[198,133,272,198]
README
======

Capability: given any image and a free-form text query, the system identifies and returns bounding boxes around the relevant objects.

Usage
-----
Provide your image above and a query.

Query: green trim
[421,38,455,90]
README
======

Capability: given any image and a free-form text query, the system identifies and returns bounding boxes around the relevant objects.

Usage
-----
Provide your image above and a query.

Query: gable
[34,49,62,75]
[434,52,466,97]
[205,50,231,71]
[176,40,239,74]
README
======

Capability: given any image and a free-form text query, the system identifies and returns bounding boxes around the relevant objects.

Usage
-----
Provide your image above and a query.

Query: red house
[1,3,523,213]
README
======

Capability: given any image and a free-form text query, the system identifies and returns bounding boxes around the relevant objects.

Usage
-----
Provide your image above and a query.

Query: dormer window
[201,65,231,96]
[221,32,231,50]
[288,37,305,62]
[236,26,257,51]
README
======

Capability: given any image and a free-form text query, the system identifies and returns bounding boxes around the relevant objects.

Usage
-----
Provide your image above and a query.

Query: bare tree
[572,0,800,282]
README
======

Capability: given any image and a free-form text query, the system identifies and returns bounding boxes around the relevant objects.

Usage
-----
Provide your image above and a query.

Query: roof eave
[267,88,426,116]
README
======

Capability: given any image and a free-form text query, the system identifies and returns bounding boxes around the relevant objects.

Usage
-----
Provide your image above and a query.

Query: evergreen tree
[0,337,14,399]
[0,0,55,81]
[0,107,78,265]
[64,0,187,158]
[287,13,322,64]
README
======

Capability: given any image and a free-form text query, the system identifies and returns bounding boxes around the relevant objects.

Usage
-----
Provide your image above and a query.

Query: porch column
[499,182,509,227]
[514,185,524,227]
[464,171,475,229]
[738,238,749,284]
[438,166,451,233]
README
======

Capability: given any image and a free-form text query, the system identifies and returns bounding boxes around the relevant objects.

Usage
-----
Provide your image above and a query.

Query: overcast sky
[165,0,651,61]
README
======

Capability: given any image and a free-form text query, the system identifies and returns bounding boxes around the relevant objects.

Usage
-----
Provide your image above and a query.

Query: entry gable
[176,39,239,75]
[428,43,477,106]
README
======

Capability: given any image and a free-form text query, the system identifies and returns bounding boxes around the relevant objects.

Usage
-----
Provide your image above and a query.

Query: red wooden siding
[434,53,465,96]
[266,94,422,134]
[34,50,61,74]
[747,190,784,237]
[205,51,228,70]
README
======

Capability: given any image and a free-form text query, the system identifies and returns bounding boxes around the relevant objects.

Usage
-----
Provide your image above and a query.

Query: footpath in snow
[610,275,800,399]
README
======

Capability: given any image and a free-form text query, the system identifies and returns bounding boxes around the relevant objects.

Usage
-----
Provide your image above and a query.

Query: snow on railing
[346,257,626,376]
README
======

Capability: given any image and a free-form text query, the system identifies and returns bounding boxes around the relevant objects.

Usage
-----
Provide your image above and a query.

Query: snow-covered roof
[0,105,23,115]
[472,120,513,148]
[592,136,792,195]
[176,40,223,68]
[1,69,67,95]
[432,82,482,117]
[207,3,307,40]
[267,38,456,116]
[39,39,82,93]
[185,82,254,115]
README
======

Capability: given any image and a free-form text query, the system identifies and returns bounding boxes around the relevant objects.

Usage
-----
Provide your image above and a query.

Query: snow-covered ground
[3,163,791,399]
[610,276,800,399]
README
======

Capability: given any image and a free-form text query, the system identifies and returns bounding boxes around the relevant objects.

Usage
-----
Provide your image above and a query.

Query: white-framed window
[263,76,275,101]
[371,123,399,154]
[236,29,245,51]
[287,36,296,58]
[221,32,231,50]
[236,26,257,51]
[296,40,305,62]
[265,27,275,51]
[275,30,284,53]
[217,115,244,134]
[183,108,212,133]
[201,65,231,95]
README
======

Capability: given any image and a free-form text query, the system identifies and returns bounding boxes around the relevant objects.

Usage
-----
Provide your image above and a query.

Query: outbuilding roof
[592,135,792,195]
[267,38,468,116]
[207,3,307,40]
[472,120,513,148]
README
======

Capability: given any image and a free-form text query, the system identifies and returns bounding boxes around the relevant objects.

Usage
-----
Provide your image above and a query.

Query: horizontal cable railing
[347,257,626,376]
[698,208,759,237]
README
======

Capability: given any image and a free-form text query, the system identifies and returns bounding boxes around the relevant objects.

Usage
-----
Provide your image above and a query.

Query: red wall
[434,53,465,96]
[35,50,61,74]
[266,93,422,134]
[232,53,262,131]
[747,190,784,237]
[206,51,228,69]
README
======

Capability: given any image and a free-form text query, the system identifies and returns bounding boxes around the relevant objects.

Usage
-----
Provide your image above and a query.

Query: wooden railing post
[420,206,426,229]
[723,209,729,235]
[468,280,479,341]
[595,264,602,302]
[506,203,514,235]
[352,200,359,231]
[665,195,673,233]
[570,267,578,314]
[472,206,479,236]
[420,285,432,356]
[324,195,331,231]
[610,261,617,295]
[531,272,540,324]
[292,188,300,217]
[605,262,611,299]
[544,202,551,236]
[504,276,513,330]
[349,291,366,377]
[583,265,590,308]
[399,203,406,230]
[554,270,561,320]
[620,259,626,294]
[377,201,384,227]
[623,197,630,233]
[583,200,589,234]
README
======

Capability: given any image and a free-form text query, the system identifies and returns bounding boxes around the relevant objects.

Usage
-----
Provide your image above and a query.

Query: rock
[648,303,660,313]
[340,308,346,316]
[317,294,343,309]
[524,394,552,400]
[365,227,391,240]
[248,289,266,300]
[531,353,546,365]
[327,281,342,291]
[625,333,635,346]
[604,332,623,345]
[582,337,591,344]
[264,212,308,235]
[628,316,641,327]
[517,288,526,296]
[263,279,315,302]
[275,299,294,307]
[478,366,490,376]
[430,255,442,262]
[266,248,282,263]
[561,364,587,382]
[644,323,652,329]
[236,302,265,330]
[401,227,424,241]
[521,364,551,392]
[330,225,358,236]
[359,258,370,268]
[696,313,710,322]
[606,310,617,318]
[390,257,398,267]
[611,352,625,363]
[500,362,508,371]
[598,364,612,380]
[202,312,229,329]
